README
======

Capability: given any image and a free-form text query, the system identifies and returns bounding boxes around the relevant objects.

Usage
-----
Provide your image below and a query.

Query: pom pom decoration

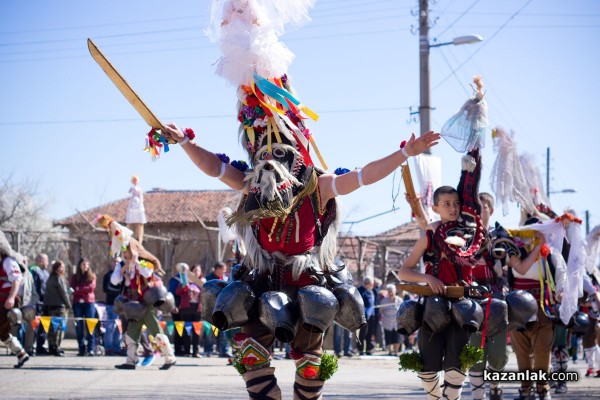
[231,160,249,172]
[216,153,231,163]
[334,167,350,176]
[540,243,551,258]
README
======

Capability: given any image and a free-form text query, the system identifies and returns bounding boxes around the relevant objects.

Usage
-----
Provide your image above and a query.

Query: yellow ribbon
[309,136,328,171]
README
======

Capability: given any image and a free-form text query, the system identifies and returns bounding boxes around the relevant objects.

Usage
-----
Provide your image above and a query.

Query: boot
[293,374,324,400]
[2,334,29,368]
[536,388,551,400]
[442,368,466,400]
[468,370,486,400]
[417,371,442,400]
[242,366,282,400]
[514,387,535,400]
[154,333,176,370]
[489,387,503,400]
[115,334,137,369]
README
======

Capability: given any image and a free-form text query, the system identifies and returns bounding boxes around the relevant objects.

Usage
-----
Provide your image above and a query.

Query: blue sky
[1,0,599,236]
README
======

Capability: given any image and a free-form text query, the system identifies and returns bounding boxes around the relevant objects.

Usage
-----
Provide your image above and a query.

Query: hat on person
[0,230,25,266]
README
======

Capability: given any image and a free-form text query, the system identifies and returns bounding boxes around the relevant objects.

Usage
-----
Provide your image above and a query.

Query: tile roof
[54,189,242,226]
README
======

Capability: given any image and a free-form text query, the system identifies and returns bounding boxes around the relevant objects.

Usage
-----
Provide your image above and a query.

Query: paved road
[1,340,599,399]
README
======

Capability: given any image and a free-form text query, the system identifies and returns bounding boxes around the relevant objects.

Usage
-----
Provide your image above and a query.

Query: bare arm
[319,132,440,204]
[162,123,247,192]
[508,243,542,275]
[406,194,429,230]
[398,234,446,295]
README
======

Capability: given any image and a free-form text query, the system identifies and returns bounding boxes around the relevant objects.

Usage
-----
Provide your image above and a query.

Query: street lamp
[418,0,483,152]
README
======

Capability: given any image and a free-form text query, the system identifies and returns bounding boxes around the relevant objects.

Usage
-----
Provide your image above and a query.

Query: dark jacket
[103,269,123,305]
[44,274,72,309]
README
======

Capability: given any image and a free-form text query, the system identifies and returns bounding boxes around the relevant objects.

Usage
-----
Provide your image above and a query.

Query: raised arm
[319,132,440,204]
[162,123,247,192]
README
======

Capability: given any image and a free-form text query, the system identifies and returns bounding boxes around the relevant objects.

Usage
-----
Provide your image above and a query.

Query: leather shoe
[115,363,136,370]
[159,362,176,370]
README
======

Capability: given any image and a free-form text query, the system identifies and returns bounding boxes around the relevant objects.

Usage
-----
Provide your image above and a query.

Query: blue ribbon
[253,73,301,107]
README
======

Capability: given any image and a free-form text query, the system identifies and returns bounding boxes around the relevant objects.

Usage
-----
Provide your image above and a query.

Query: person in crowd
[176,263,204,357]
[103,256,124,355]
[168,263,185,356]
[43,260,71,357]
[0,230,30,367]
[71,257,97,356]
[379,283,403,356]
[29,253,50,355]
[205,261,227,281]
[358,276,376,356]
[15,256,38,356]
[204,261,232,358]
[333,323,353,358]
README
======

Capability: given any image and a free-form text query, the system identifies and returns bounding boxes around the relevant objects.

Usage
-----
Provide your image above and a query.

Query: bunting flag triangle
[86,318,99,335]
[40,316,51,333]
[174,321,185,337]
[31,316,40,331]
[61,317,67,331]
[115,318,122,334]
[192,321,202,336]
[50,316,61,332]
[166,320,175,336]
[211,325,220,337]
[159,320,167,332]
[202,321,212,336]
[184,321,193,336]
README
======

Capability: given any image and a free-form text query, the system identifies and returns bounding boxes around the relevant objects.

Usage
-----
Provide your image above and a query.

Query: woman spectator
[176,263,204,357]
[379,284,403,356]
[70,258,96,356]
[43,260,71,356]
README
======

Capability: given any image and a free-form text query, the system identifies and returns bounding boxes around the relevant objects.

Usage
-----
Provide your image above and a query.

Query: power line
[431,0,534,92]
[434,0,480,39]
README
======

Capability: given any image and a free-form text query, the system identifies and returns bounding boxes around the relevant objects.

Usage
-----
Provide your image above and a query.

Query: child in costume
[158,3,439,399]
[94,215,176,370]
[398,148,486,400]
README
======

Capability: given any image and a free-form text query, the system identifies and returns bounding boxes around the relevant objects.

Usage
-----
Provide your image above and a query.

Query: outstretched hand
[404,131,440,157]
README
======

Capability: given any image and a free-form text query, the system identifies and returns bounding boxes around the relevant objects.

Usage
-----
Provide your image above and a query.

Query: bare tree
[0,174,65,258]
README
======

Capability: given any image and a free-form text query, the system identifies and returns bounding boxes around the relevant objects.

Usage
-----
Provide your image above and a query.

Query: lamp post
[419,0,482,152]
[548,189,577,197]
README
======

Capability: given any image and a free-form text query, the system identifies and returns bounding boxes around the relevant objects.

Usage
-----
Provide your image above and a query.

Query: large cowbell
[422,296,452,334]
[122,301,145,322]
[259,291,298,343]
[212,281,256,331]
[332,284,366,332]
[396,299,424,336]
[201,279,229,325]
[297,285,339,333]
[478,297,508,338]
[451,298,483,332]
[506,290,538,331]
[143,285,168,307]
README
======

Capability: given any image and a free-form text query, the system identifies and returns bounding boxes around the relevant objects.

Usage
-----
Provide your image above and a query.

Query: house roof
[368,221,422,246]
[54,189,242,226]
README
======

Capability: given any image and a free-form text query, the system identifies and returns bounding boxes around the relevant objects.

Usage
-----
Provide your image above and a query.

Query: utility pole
[585,210,590,235]
[546,147,550,198]
[419,0,431,154]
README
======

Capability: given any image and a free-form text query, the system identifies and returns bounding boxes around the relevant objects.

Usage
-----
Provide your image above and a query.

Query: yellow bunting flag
[211,325,220,337]
[31,316,40,330]
[40,316,51,333]
[86,318,99,335]
[174,321,185,337]
[115,319,122,334]
[192,321,202,336]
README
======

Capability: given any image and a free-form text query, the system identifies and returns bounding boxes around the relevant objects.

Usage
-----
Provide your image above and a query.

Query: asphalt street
[1,339,599,399]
